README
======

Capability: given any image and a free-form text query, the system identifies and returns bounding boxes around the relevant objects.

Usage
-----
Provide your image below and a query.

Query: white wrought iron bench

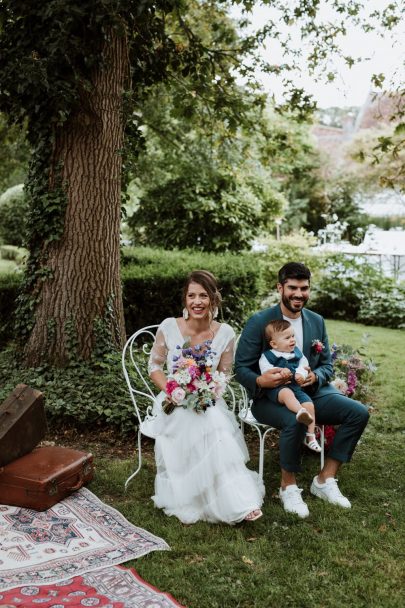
[122,325,325,490]
[122,325,160,490]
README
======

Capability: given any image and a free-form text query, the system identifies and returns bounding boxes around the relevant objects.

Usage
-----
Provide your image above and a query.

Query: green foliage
[346,124,405,193]
[257,111,327,235]
[358,283,405,329]
[122,247,261,333]
[323,177,370,244]
[0,272,20,342]
[0,347,136,434]
[0,115,29,192]
[310,253,398,322]
[366,215,405,230]
[253,233,325,300]
[0,185,29,246]
[129,173,264,252]
[0,245,27,262]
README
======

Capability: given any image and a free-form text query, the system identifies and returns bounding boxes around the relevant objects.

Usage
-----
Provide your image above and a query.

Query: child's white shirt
[259,349,309,379]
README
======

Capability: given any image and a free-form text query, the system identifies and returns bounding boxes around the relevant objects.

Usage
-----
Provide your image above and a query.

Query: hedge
[0,248,262,344]
[122,247,261,334]
[1,247,404,346]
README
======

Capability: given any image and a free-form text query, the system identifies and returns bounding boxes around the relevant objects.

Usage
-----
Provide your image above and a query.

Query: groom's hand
[300,366,318,387]
[257,368,292,389]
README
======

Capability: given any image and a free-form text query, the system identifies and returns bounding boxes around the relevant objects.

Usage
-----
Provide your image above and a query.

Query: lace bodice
[148,317,236,376]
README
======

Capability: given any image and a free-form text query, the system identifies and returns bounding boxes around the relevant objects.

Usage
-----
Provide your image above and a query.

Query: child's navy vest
[262,346,303,376]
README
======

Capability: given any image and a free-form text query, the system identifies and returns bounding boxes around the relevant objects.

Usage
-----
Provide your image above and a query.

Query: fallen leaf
[242,555,254,565]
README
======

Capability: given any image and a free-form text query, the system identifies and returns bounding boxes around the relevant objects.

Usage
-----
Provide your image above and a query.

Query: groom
[235,262,369,518]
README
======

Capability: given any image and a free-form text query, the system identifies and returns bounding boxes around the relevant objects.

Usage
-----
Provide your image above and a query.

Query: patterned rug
[0,488,169,593]
[0,564,185,607]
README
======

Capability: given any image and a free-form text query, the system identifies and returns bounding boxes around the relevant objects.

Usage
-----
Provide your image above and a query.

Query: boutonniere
[311,339,324,354]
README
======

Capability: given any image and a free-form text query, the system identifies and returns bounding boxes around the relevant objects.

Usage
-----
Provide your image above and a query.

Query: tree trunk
[23,31,128,366]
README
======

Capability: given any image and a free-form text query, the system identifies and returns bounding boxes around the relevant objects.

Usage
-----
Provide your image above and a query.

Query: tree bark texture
[24,31,128,366]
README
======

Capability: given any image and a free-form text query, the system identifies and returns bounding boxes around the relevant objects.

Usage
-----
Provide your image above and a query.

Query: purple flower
[347,370,358,396]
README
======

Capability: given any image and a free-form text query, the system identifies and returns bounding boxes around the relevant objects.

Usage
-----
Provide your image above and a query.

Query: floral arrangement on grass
[316,341,376,451]
[331,342,377,404]
[163,339,228,415]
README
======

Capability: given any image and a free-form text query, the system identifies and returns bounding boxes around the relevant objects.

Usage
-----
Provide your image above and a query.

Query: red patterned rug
[0,488,169,592]
[0,564,185,607]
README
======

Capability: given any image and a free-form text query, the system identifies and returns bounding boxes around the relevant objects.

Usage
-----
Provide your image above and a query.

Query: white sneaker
[310,476,351,508]
[279,485,309,518]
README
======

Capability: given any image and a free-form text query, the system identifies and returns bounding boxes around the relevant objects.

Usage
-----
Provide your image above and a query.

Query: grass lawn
[74,321,405,607]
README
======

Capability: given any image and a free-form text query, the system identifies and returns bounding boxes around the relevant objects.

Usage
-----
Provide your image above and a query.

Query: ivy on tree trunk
[23,31,128,365]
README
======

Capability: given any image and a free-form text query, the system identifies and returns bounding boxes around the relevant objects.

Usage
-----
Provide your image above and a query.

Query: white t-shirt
[283,314,304,351]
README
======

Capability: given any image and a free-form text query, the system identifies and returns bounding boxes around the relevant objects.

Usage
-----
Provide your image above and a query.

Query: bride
[148,269,264,524]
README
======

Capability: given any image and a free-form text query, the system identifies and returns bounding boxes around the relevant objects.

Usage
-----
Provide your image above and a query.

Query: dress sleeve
[148,323,169,374]
[217,325,236,376]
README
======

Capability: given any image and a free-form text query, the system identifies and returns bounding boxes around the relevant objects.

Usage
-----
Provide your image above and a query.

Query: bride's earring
[182,307,189,320]
[213,307,218,319]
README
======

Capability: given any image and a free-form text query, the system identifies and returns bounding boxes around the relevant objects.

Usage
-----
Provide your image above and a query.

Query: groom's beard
[281,294,308,314]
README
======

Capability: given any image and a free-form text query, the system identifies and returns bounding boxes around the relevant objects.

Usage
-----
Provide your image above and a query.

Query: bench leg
[124,429,142,491]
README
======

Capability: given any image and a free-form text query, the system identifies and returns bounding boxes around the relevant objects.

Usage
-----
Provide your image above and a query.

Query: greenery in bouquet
[330,341,377,405]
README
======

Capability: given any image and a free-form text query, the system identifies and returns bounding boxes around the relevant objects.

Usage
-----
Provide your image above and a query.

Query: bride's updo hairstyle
[182,270,222,316]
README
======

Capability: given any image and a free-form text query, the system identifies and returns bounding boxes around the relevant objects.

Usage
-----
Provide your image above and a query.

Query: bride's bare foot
[244,508,263,522]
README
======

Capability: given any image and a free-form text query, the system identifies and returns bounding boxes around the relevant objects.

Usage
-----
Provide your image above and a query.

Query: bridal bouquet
[163,339,228,414]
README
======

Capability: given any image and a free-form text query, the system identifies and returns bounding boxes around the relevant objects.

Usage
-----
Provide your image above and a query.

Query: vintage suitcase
[0,383,47,467]
[0,446,94,510]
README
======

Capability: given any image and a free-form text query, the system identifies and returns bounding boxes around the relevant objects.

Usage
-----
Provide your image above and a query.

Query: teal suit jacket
[235,304,340,401]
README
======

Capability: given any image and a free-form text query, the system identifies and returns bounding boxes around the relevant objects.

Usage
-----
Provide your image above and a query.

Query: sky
[230,1,404,108]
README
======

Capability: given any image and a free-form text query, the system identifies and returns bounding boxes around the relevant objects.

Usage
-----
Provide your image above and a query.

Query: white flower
[331,377,348,395]
[173,369,191,385]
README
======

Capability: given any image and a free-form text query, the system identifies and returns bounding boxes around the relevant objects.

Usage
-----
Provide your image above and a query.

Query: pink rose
[171,387,186,405]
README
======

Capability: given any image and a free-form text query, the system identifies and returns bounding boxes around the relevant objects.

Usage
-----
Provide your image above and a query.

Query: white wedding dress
[147,317,264,524]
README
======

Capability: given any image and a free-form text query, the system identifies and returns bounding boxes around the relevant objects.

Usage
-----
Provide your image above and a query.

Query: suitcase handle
[55,462,93,494]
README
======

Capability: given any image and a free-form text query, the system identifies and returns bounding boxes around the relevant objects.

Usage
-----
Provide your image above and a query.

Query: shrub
[122,247,261,334]
[0,184,28,246]
[128,174,263,252]
[0,272,21,342]
[0,347,137,435]
[253,234,326,301]
[0,244,27,261]
[358,283,405,329]
[309,253,384,320]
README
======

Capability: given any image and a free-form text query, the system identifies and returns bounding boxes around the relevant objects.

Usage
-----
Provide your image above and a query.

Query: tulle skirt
[149,395,265,524]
